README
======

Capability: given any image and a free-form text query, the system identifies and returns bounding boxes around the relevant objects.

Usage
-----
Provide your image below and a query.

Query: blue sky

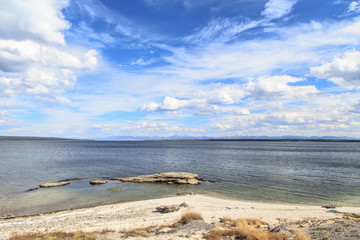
[1,0,360,138]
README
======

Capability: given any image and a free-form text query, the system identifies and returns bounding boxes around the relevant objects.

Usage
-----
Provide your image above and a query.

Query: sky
[0,0,360,139]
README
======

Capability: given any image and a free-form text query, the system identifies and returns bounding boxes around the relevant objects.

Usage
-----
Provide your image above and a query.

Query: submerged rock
[89,180,107,185]
[39,182,70,188]
[114,172,200,185]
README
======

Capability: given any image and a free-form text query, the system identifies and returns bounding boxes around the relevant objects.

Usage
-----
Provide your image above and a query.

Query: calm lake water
[0,140,359,217]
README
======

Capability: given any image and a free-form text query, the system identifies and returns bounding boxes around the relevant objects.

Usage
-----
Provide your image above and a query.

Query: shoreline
[1,194,360,239]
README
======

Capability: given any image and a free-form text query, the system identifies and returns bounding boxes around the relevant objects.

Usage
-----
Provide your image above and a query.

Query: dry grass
[177,211,204,225]
[344,213,360,218]
[9,231,96,240]
[204,217,287,240]
[121,225,159,237]
[293,230,311,240]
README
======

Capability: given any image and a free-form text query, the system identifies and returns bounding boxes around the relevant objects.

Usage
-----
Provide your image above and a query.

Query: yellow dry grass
[204,217,287,240]
[293,229,311,240]
[177,211,204,225]
[9,231,96,240]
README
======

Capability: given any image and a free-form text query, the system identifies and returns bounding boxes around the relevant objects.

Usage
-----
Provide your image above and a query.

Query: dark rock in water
[197,178,207,181]
[322,204,341,209]
[180,202,188,207]
[115,172,199,185]
[156,205,180,213]
[25,187,39,192]
[39,182,70,188]
[89,180,107,185]
[208,180,217,183]
[59,177,86,182]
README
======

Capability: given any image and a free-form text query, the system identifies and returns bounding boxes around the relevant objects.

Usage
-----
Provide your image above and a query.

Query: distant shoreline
[1,135,360,142]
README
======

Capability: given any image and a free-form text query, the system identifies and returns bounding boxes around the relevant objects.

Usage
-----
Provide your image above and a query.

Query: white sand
[1,194,359,239]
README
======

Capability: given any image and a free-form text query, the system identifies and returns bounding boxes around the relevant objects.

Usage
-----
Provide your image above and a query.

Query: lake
[1,140,359,217]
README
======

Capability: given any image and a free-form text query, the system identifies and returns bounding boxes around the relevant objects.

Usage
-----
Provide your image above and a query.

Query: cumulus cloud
[310,51,360,88]
[0,40,96,73]
[0,0,70,45]
[248,75,319,99]
[261,0,297,20]
[141,85,247,115]
[0,0,98,106]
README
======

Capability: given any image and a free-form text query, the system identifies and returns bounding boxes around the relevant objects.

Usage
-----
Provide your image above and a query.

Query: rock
[208,180,217,183]
[116,172,199,185]
[25,187,39,192]
[180,202,188,207]
[39,182,70,188]
[156,205,180,213]
[3,214,15,220]
[89,180,107,185]
[158,227,173,233]
[270,225,282,233]
[197,178,207,181]
[322,204,341,209]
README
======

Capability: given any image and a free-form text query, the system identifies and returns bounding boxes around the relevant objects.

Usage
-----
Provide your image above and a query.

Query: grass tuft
[177,211,204,225]
[204,217,287,240]
[9,231,96,240]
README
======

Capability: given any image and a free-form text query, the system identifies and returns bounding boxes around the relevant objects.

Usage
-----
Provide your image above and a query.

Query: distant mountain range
[1,135,359,141]
[96,135,360,141]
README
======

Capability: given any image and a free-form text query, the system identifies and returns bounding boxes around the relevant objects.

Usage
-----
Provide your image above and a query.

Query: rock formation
[113,172,199,185]
[89,180,107,185]
[39,182,70,188]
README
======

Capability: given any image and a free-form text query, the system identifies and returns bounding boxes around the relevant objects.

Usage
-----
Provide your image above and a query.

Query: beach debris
[89,180,107,185]
[180,202,189,207]
[39,181,70,188]
[156,205,181,213]
[114,172,200,185]
[321,204,341,209]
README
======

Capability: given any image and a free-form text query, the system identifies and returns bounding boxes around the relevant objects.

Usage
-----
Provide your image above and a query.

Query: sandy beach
[1,194,360,239]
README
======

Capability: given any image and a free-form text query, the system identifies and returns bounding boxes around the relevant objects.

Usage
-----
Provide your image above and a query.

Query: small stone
[270,225,281,233]
[180,202,188,207]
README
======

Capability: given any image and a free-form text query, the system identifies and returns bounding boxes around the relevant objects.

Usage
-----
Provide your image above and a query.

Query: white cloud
[248,75,320,99]
[0,0,98,107]
[310,51,360,88]
[348,1,360,13]
[261,0,297,20]
[185,18,260,44]
[0,40,97,73]
[0,0,70,45]
[141,84,247,115]
[35,96,72,106]
[89,121,203,137]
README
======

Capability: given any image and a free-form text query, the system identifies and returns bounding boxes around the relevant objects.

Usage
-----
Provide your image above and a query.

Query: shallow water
[1,140,359,216]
